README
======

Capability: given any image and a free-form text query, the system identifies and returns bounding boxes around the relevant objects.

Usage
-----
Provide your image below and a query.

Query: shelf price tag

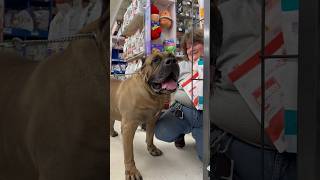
[31,31,39,36]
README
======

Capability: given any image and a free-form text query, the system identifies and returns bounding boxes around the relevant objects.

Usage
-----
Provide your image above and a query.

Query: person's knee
[154,125,177,142]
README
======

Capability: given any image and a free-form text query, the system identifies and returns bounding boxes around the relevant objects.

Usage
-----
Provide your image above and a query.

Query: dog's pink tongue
[161,80,177,90]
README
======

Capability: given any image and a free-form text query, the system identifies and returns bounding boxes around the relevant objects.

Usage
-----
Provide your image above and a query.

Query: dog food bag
[32,9,50,31]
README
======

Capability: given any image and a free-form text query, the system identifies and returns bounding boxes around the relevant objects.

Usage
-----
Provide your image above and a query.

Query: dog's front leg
[146,113,163,156]
[122,118,142,180]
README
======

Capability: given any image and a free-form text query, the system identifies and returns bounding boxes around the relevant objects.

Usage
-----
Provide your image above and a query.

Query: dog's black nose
[164,58,177,65]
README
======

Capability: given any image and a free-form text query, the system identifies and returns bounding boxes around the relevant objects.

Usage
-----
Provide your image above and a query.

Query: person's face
[186,41,204,61]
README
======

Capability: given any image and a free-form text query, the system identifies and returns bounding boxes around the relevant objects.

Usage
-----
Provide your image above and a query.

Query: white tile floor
[110,121,203,180]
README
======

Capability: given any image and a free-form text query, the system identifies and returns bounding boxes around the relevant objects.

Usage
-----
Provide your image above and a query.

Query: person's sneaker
[174,134,185,149]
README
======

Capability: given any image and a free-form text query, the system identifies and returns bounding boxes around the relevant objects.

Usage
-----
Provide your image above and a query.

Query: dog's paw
[110,131,118,137]
[125,168,143,180]
[148,145,163,156]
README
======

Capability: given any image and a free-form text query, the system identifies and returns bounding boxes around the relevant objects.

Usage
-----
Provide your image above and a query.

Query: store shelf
[121,13,144,37]
[112,59,127,64]
[112,36,125,41]
[111,71,126,75]
[3,0,53,41]
[112,48,124,51]
[30,0,52,7]
[3,27,49,39]
[112,47,123,51]
[4,0,28,9]
[125,51,144,62]
[112,36,125,47]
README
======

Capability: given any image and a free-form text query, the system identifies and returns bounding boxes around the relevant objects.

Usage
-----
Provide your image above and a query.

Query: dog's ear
[139,59,153,82]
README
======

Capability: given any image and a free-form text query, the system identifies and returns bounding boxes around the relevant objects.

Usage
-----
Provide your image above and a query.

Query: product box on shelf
[163,39,176,53]
[151,44,164,53]
[139,29,145,52]
[32,8,50,31]
[5,9,34,31]
[121,0,146,37]
[123,29,145,60]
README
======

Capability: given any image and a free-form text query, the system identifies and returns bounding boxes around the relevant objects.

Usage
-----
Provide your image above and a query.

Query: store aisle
[110,121,203,180]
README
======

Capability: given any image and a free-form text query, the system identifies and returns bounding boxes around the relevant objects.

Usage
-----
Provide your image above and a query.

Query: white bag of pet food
[33,9,50,31]
[11,10,34,31]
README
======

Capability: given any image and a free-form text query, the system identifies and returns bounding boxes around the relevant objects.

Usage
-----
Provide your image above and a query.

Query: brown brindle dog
[110,52,180,180]
[0,1,110,179]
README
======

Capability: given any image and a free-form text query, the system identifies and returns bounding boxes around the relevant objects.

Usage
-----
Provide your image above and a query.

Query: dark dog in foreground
[110,52,180,180]
[0,11,109,180]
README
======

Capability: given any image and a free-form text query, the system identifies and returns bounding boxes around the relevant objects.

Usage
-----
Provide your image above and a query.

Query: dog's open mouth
[150,73,178,94]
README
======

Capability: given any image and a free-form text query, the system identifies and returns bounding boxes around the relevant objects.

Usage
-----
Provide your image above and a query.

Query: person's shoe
[174,134,185,149]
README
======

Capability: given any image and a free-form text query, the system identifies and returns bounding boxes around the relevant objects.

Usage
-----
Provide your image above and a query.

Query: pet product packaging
[32,9,50,31]
[163,39,176,53]
[151,44,164,53]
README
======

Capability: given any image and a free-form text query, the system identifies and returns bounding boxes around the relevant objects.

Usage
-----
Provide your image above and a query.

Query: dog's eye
[153,57,161,63]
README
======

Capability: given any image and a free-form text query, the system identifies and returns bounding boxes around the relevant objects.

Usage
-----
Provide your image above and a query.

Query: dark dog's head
[140,52,180,95]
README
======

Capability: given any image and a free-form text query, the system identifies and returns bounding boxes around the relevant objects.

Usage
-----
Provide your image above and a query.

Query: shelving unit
[112,59,127,63]
[145,0,177,55]
[112,0,180,78]
[2,0,54,40]
[125,51,144,62]
[111,47,127,76]
[121,13,144,37]
[175,0,200,57]
[3,27,49,39]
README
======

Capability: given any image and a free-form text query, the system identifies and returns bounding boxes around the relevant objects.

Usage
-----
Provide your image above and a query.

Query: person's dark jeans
[216,135,297,180]
[154,103,203,161]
